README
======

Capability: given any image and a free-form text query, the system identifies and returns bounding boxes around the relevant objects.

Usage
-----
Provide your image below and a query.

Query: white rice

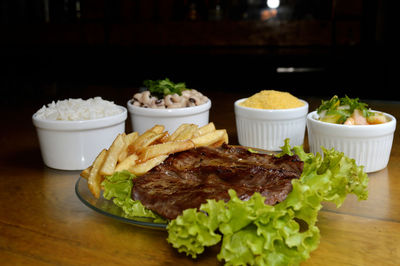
[34,97,123,121]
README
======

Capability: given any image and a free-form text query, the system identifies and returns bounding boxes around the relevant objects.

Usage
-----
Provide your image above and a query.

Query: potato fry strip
[126,131,139,143]
[99,134,125,176]
[130,125,165,153]
[88,149,107,199]
[191,129,226,147]
[222,129,229,144]
[138,140,195,162]
[140,132,166,149]
[168,124,190,141]
[115,153,139,172]
[128,155,168,176]
[195,122,216,137]
[80,166,92,179]
[118,132,139,162]
[150,125,165,134]
[211,130,229,147]
[129,131,156,153]
[158,132,170,143]
[174,124,198,141]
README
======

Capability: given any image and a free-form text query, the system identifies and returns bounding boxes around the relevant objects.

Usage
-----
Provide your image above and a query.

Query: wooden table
[1,91,399,265]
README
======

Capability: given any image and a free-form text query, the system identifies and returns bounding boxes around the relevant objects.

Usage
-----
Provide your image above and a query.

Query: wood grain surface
[1,92,399,265]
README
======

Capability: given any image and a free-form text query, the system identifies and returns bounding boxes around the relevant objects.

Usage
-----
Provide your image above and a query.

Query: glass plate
[75,176,167,230]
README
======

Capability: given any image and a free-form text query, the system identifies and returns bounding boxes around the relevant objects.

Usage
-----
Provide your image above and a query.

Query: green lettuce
[101,170,166,223]
[166,140,369,265]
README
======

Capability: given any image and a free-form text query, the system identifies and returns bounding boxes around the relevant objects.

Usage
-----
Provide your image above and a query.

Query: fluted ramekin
[127,99,211,134]
[234,98,309,151]
[307,111,396,173]
[32,106,127,170]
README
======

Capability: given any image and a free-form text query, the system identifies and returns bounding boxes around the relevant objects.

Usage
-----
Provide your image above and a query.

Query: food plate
[75,176,167,230]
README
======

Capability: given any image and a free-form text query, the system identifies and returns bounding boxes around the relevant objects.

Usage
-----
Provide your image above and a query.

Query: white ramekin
[127,100,211,134]
[32,106,127,170]
[307,111,396,173]
[234,98,309,151]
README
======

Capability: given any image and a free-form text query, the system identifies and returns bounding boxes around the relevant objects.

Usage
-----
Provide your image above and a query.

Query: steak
[131,144,303,220]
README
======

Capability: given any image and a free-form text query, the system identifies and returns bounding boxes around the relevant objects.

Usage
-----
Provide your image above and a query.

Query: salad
[100,139,369,266]
[317,95,388,125]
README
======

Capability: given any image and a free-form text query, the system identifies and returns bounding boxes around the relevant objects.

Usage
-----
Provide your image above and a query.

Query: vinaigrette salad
[317,95,388,125]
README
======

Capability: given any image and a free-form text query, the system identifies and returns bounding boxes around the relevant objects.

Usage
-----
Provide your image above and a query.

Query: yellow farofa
[239,90,304,109]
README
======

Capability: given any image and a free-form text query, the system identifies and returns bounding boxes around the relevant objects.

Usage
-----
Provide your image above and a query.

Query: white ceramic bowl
[307,111,396,173]
[234,98,309,151]
[127,99,211,134]
[32,106,127,170]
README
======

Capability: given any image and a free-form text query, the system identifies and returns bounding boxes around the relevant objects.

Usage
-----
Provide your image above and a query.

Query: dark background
[0,0,396,108]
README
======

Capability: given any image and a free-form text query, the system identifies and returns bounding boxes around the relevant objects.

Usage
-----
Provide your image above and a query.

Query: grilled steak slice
[132,144,303,220]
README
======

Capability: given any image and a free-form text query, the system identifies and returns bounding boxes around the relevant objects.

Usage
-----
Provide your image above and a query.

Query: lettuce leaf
[166,140,369,265]
[101,170,166,223]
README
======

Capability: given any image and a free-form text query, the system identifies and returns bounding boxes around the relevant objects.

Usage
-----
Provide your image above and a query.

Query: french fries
[118,132,139,162]
[81,122,229,198]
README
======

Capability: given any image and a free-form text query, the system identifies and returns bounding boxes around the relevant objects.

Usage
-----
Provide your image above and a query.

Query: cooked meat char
[132,144,303,220]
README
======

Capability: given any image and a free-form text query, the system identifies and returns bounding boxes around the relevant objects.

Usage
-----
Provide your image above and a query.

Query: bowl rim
[32,106,127,131]
[234,98,308,120]
[307,110,396,127]
[307,110,397,136]
[127,99,211,117]
[234,98,308,112]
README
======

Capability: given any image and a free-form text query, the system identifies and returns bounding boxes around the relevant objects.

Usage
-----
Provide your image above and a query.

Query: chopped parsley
[143,78,188,99]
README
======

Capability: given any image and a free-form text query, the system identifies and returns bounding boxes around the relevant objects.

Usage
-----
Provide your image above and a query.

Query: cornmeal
[240,90,304,109]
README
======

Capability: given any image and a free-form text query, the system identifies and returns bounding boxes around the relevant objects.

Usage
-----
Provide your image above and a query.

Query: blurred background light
[267,0,280,9]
